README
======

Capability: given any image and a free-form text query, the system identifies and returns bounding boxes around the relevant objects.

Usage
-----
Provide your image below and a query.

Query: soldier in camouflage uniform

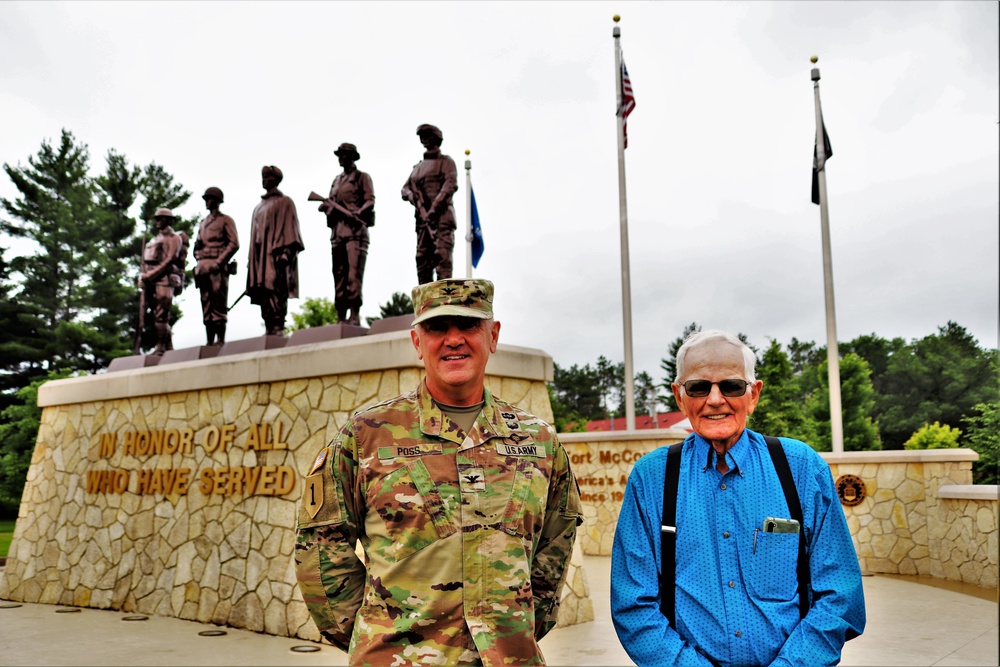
[401,124,458,284]
[296,278,583,666]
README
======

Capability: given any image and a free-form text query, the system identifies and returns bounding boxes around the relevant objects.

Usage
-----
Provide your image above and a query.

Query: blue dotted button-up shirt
[611,429,865,667]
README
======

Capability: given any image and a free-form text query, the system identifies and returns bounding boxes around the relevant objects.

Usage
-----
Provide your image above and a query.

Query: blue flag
[471,186,484,268]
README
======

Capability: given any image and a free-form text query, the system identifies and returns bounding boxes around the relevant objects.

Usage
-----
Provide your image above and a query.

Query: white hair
[674,329,757,383]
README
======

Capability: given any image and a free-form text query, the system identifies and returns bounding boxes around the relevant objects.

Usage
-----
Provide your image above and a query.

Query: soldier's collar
[261,188,283,199]
[422,149,441,159]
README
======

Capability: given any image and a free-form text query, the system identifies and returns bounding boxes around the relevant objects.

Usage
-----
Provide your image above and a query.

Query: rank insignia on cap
[308,448,329,476]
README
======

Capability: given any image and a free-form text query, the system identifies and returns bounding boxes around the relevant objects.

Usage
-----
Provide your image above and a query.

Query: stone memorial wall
[0,331,594,638]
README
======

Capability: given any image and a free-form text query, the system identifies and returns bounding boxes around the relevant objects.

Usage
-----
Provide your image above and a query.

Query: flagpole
[614,15,636,431]
[465,150,473,278]
[811,56,844,454]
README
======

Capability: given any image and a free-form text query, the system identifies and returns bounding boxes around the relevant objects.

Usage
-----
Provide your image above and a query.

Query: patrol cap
[411,279,494,325]
[334,142,360,161]
[416,124,443,141]
[202,186,224,202]
[153,207,176,219]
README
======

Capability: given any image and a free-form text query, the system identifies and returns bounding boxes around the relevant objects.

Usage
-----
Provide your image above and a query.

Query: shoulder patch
[308,447,329,475]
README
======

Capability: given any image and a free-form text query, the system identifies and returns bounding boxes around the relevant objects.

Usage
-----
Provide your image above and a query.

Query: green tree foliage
[659,322,700,411]
[1,129,101,374]
[806,353,881,452]
[787,337,824,375]
[547,384,586,433]
[0,249,47,407]
[550,362,605,428]
[367,291,414,325]
[750,340,817,443]
[0,130,195,370]
[596,355,625,418]
[903,421,962,450]
[0,370,72,503]
[962,403,999,484]
[289,297,339,331]
[634,371,660,419]
[874,322,999,449]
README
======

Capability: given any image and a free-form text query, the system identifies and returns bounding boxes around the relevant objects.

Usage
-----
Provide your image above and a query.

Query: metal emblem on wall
[836,474,866,506]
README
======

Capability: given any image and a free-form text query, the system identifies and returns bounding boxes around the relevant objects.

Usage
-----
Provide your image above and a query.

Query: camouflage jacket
[295,381,583,666]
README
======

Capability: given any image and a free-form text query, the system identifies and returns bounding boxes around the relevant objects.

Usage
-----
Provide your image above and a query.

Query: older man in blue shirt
[611,330,865,667]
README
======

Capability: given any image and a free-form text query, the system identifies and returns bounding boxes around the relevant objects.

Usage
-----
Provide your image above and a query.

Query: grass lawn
[0,519,15,559]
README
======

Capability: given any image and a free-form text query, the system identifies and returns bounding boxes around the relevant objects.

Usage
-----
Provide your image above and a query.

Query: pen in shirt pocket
[752,527,759,554]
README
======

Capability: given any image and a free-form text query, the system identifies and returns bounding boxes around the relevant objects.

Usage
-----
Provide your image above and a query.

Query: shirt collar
[417,379,510,445]
[692,429,750,475]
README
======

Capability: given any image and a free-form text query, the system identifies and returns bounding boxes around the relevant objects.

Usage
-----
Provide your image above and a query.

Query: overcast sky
[1,1,997,383]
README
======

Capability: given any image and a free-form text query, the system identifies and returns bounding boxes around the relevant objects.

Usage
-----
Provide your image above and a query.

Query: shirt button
[723,531,731,538]
[728,581,735,588]
[720,483,727,490]
[735,631,742,637]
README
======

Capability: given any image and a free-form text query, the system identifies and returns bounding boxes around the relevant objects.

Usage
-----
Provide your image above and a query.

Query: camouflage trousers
[415,222,454,285]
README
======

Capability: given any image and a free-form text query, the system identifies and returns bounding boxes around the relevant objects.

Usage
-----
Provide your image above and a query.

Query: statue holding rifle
[402,124,457,284]
[309,142,374,326]
[138,208,188,355]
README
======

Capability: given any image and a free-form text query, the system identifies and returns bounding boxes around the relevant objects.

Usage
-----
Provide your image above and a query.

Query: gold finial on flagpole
[613,14,621,22]
[810,55,818,63]
[465,149,470,156]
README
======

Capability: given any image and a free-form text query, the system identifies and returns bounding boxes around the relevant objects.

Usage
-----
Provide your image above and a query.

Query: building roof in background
[585,412,692,432]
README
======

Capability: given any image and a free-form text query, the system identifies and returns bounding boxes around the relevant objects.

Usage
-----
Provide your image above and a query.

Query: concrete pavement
[1,556,996,666]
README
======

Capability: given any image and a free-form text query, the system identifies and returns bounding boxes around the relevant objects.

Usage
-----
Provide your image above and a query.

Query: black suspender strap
[659,441,683,627]
[764,435,810,620]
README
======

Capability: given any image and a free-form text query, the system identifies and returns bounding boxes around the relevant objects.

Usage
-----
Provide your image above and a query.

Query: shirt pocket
[747,531,800,602]
[368,459,457,563]
[500,456,549,539]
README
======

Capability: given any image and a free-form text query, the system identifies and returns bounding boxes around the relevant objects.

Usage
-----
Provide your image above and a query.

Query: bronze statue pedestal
[287,323,368,347]
[159,346,223,365]
[107,355,162,372]
[217,335,288,357]
[367,314,415,335]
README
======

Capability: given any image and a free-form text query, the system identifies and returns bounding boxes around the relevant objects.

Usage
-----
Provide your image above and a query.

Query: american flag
[620,59,636,148]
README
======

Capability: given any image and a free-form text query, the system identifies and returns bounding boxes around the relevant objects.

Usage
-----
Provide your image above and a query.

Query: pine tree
[807,353,881,451]
[751,340,817,443]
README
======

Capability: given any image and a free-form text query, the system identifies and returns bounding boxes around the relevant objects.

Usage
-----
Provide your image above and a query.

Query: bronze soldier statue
[319,143,374,326]
[193,187,239,346]
[402,124,457,284]
[139,208,188,355]
[246,166,304,336]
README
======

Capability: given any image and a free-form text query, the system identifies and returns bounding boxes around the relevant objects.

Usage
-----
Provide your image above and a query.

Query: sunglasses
[681,379,750,398]
[422,317,483,334]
